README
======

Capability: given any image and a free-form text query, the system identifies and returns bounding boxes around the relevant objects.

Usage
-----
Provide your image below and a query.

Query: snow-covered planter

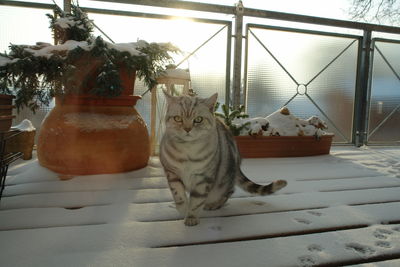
[6,119,36,160]
[0,5,179,176]
[231,107,334,158]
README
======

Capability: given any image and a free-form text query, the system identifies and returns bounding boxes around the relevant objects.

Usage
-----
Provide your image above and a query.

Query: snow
[106,41,143,56]
[158,68,191,80]
[11,119,35,132]
[63,113,138,131]
[0,56,10,67]
[234,106,330,137]
[0,55,18,67]
[2,39,152,63]
[54,17,77,29]
[23,40,90,58]
[1,146,400,266]
[53,18,87,32]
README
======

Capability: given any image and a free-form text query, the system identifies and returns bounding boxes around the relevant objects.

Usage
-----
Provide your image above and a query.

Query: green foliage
[214,103,249,136]
[47,4,93,43]
[135,42,180,89]
[0,45,64,112]
[92,59,122,97]
[0,4,179,112]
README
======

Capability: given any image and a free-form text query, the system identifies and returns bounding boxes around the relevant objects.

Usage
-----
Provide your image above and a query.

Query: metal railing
[367,38,400,144]
[1,0,400,145]
[244,25,361,143]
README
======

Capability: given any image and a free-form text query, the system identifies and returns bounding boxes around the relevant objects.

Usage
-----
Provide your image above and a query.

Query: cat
[159,92,287,226]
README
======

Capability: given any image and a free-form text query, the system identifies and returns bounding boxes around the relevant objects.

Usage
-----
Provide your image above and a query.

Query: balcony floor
[1,146,400,266]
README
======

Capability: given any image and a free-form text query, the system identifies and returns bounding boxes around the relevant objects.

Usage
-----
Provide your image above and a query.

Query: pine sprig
[47,4,93,43]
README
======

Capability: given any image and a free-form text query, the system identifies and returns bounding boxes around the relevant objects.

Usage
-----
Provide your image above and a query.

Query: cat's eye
[194,116,203,123]
[173,116,183,123]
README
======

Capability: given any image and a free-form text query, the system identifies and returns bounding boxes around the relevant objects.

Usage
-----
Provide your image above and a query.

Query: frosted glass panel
[88,13,229,127]
[0,6,53,53]
[0,6,54,138]
[368,41,400,143]
[246,27,358,142]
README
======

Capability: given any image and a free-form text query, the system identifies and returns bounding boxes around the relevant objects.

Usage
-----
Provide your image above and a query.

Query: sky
[196,0,352,20]
[0,0,355,53]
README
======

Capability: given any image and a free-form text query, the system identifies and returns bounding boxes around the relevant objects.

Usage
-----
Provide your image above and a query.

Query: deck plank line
[3,186,400,210]
[4,175,399,196]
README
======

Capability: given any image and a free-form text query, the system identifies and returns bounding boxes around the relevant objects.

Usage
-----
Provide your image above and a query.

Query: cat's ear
[204,93,218,112]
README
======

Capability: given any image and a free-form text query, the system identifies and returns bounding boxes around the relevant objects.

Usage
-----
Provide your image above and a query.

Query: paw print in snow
[375,228,393,235]
[392,226,400,232]
[294,218,312,225]
[308,244,323,252]
[251,200,266,206]
[209,225,222,231]
[373,228,393,240]
[345,243,376,256]
[375,241,392,249]
[298,255,316,267]
[307,211,323,217]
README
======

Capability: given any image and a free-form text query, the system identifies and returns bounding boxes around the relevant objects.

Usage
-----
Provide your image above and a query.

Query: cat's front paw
[184,215,199,226]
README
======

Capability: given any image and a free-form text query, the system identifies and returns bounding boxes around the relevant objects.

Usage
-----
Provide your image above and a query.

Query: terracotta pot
[0,94,15,132]
[36,61,149,176]
[235,134,334,158]
[64,53,136,97]
[37,98,150,175]
[0,94,14,105]
[0,105,14,116]
[0,116,15,132]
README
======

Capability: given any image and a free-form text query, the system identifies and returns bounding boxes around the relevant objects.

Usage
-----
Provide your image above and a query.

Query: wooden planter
[0,95,15,132]
[36,61,150,176]
[235,134,334,158]
[5,130,36,160]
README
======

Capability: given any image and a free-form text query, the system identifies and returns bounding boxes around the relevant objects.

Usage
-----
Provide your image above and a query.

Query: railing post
[232,0,244,108]
[354,30,372,146]
[63,0,71,12]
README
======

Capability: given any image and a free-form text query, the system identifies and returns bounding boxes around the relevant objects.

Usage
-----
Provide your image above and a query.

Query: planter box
[0,94,13,105]
[0,95,15,132]
[5,130,36,160]
[235,134,334,158]
[0,116,15,132]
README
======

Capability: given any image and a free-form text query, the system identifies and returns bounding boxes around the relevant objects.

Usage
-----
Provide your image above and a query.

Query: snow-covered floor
[1,146,400,267]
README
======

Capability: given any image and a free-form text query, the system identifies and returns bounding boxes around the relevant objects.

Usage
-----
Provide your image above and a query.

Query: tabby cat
[160,92,287,226]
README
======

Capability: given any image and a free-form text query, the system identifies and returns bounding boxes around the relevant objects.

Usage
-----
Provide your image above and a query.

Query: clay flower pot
[0,94,15,132]
[36,62,150,176]
[235,134,334,158]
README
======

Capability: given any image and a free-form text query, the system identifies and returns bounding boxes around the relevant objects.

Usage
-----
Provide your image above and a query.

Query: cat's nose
[184,127,192,133]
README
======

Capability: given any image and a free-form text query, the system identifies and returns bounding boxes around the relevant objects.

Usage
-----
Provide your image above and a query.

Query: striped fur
[160,92,287,226]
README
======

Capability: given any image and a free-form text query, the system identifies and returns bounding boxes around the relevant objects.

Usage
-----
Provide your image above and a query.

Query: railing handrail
[3,0,400,34]
[89,0,400,34]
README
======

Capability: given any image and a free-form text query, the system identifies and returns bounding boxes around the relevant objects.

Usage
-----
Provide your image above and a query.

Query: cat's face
[164,93,218,142]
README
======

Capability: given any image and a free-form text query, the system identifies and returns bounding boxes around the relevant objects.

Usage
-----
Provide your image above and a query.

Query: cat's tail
[236,169,287,195]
